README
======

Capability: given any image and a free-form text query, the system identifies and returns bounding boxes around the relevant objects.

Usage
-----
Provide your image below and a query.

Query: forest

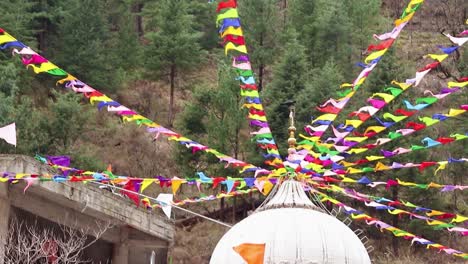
[0,0,467,263]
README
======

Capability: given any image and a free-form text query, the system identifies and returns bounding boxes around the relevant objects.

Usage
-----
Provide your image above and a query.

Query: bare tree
[4,217,112,264]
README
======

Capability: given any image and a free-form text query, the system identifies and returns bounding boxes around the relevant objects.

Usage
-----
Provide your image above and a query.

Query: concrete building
[0,155,175,264]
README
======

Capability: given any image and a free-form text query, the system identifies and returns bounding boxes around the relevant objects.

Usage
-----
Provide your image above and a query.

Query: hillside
[0,0,467,263]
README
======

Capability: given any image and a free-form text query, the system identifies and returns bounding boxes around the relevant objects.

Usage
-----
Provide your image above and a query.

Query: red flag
[419,61,440,72]
[217,0,237,13]
[366,39,394,52]
[418,162,438,172]
[395,108,416,117]
[121,180,140,207]
[241,84,258,90]
[233,243,265,264]
[223,35,245,46]
[349,111,371,121]
[436,137,455,144]
[316,105,340,114]
[406,122,426,131]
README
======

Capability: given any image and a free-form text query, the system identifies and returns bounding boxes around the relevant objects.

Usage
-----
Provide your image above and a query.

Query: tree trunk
[232,196,237,223]
[168,65,176,127]
[220,185,225,222]
[282,0,288,29]
[258,32,264,92]
[132,2,144,37]
[392,186,399,256]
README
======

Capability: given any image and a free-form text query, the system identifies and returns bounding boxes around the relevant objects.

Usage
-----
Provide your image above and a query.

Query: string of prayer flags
[315,191,468,259]
[303,0,425,143]
[311,182,468,235]
[216,1,284,170]
[319,157,468,177]
[37,155,279,196]
[0,29,268,177]
[309,175,468,192]
[299,31,466,161]
[337,105,467,167]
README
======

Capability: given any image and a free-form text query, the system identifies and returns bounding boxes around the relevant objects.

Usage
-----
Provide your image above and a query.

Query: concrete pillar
[112,227,129,264]
[0,185,10,264]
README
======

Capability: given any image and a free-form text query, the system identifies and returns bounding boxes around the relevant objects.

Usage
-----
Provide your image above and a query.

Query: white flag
[0,123,16,146]
[156,193,173,219]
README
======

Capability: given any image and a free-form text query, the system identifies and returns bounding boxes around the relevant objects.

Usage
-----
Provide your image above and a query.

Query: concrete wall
[0,155,175,264]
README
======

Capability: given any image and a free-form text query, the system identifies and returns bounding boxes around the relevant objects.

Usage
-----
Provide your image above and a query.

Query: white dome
[210,181,371,264]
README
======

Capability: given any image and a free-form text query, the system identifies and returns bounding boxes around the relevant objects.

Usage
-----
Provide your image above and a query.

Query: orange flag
[233,243,265,264]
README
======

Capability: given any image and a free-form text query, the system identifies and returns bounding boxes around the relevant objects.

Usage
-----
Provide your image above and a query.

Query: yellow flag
[221,26,243,38]
[395,11,414,26]
[391,81,412,90]
[216,8,239,25]
[57,74,76,85]
[364,49,387,64]
[426,220,445,226]
[225,42,247,55]
[89,95,113,104]
[373,93,395,103]
[426,210,444,217]
[447,81,468,88]
[262,180,274,195]
[364,126,387,134]
[28,62,59,73]
[447,109,465,117]
[346,137,367,143]
[346,148,367,155]
[451,215,468,223]
[344,120,363,128]
[374,162,390,171]
[171,179,183,195]
[0,32,17,44]
[347,167,363,174]
[313,114,337,122]
[426,54,448,62]
[366,155,385,161]
[140,179,154,193]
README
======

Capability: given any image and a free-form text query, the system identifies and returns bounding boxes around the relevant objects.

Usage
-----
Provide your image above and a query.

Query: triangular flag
[171,178,183,195]
[262,180,274,196]
[233,243,265,264]
[0,123,16,146]
[156,193,173,219]
[140,179,154,193]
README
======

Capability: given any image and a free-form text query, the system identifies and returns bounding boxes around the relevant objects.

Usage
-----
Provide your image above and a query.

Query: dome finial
[281,99,297,157]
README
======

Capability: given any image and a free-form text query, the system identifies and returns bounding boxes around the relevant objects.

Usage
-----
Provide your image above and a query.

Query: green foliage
[52,0,119,91]
[0,0,37,45]
[238,0,280,90]
[144,0,204,75]
[175,59,248,176]
[264,31,310,151]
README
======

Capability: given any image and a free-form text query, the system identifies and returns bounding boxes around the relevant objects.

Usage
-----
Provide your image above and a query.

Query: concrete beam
[0,155,174,243]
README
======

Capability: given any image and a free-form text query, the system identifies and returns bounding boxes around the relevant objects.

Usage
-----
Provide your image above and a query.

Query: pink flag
[0,123,16,146]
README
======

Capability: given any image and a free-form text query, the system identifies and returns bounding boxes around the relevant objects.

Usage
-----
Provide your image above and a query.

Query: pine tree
[175,60,248,176]
[238,0,280,92]
[0,0,37,45]
[144,0,205,127]
[52,0,118,92]
[264,30,309,152]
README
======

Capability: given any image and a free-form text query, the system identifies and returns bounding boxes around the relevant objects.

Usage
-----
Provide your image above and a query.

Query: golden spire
[287,102,297,156]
